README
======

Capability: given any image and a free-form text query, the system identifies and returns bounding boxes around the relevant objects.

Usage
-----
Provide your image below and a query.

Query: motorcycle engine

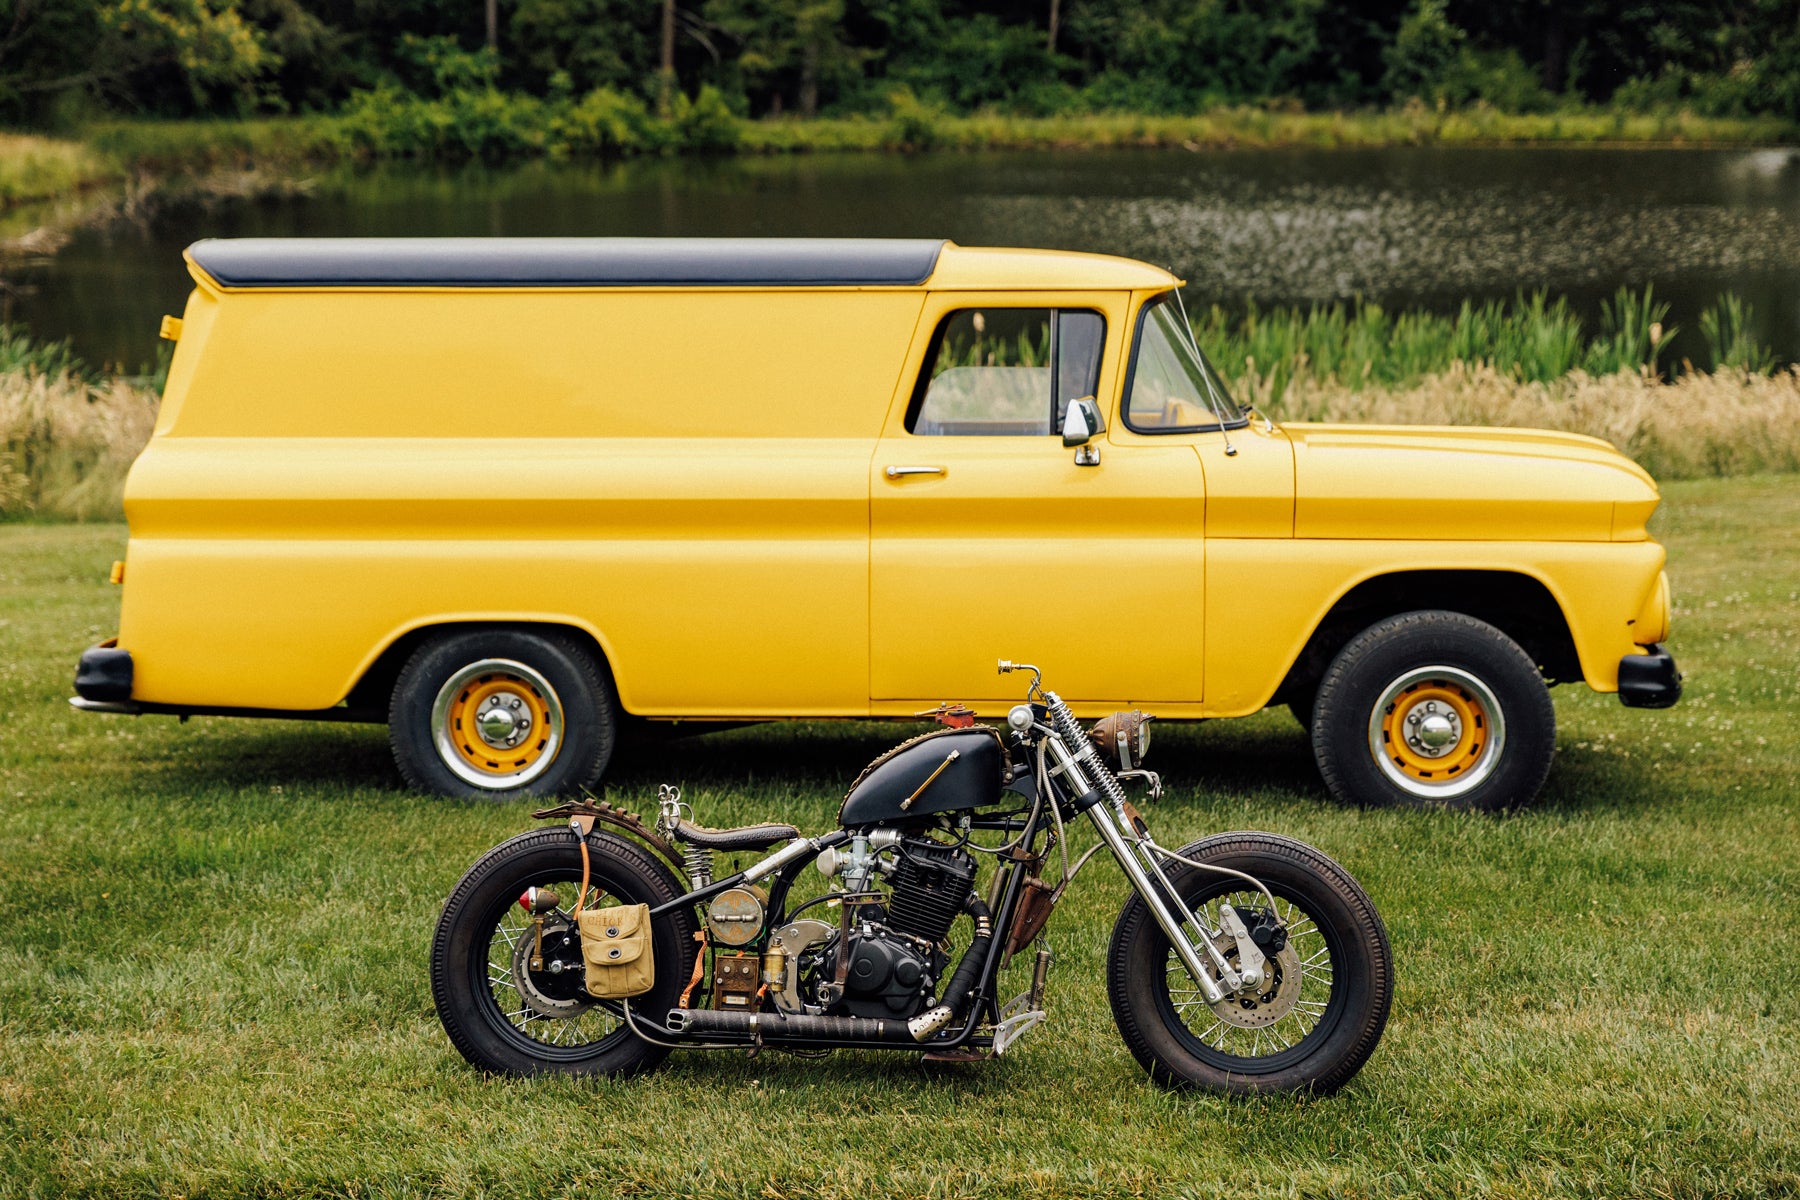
[827,836,976,1020]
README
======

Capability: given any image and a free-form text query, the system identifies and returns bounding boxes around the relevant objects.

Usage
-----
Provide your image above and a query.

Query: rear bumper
[73,643,133,703]
[70,643,383,723]
[1618,644,1681,709]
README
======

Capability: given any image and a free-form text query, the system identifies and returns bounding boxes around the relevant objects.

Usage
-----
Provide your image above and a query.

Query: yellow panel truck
[71,238,1680,808]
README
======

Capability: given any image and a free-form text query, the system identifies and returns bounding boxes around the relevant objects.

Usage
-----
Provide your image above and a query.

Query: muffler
[666,1005,955,1044]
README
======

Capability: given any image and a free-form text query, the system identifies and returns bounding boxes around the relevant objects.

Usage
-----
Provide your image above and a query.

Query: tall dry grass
[0,368,158,520]
[1260,364,1800,481]
[1,360,1795,522]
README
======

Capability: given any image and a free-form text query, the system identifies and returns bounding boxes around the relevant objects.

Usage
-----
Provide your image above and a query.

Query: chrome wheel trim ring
[1367,664,1507,799]
[431,658,566,789]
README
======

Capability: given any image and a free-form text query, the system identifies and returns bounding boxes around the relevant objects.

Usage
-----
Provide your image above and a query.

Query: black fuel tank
[838,727,1010,827]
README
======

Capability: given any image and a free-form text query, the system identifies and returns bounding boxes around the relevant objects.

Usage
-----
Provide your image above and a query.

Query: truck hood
[1284,423,1661,541]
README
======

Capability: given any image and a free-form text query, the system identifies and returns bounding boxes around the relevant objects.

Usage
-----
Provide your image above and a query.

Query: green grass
[1,476,1797,1198]
[0,133,119,207]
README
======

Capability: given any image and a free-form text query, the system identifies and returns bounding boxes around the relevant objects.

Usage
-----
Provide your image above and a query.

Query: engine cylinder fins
[886,838,978,944]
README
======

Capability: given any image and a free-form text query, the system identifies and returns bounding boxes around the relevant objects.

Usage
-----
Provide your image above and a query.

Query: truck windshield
[1123,294,1246,434]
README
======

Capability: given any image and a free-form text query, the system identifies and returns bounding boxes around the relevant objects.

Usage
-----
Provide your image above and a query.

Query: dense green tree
[2,0,1799,124]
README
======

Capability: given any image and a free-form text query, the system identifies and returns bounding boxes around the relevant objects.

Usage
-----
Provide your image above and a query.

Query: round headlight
[1091,709,1154,770]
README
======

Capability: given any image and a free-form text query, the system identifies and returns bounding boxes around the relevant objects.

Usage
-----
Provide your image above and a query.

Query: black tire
[430,828,699,1077]
[389,628,616,800]
[1107,833,1391,1095]
[1310,610,1555,812]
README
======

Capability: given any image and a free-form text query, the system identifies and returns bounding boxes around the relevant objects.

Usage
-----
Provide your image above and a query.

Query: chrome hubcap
[475,694,533,749]
[1406,705,1460,756]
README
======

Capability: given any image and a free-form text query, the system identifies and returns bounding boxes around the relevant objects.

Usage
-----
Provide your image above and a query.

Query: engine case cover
[839,929,940,1019]
[838,726,1009,827]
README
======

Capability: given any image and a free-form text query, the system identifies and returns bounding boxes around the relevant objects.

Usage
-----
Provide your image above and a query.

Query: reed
[0,364,158,520]
[1197,287,1689,399]
[1262,364,1800,481]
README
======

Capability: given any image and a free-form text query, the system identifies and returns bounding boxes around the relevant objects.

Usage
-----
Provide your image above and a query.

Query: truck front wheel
[389,629,616,800]
[1310,611,1554,812]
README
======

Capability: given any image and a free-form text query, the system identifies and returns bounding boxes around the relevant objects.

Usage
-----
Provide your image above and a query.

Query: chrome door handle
[884,465,945,479]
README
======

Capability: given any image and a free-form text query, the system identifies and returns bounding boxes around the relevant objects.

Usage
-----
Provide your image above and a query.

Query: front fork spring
[1044,691,1128,808]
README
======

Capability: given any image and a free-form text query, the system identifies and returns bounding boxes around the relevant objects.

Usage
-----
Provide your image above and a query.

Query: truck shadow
[128,712,1330,806]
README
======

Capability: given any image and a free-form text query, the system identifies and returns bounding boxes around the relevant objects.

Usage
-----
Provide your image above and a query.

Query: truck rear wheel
[1310,610,1554,812]
[389,629,616,800]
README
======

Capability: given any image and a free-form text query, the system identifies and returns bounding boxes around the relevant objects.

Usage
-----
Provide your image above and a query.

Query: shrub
[672,86,742,153]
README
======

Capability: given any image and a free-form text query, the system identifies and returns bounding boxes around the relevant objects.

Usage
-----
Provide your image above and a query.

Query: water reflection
[9,146,1800,370]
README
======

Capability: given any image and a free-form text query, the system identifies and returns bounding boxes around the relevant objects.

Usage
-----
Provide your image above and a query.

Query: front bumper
[1618,644,1681,709]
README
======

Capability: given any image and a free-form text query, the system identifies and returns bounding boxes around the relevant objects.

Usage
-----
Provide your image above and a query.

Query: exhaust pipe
[666,893,996,1046]
[666,1006,952,1043]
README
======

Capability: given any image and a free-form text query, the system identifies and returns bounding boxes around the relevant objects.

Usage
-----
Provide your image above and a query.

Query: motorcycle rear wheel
[430,827,699,1077]
[1106,832,1391,1095]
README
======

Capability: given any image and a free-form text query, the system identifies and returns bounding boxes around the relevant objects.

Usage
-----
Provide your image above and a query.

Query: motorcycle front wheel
[430,828,699,1077]
[1106,832,1392,1095]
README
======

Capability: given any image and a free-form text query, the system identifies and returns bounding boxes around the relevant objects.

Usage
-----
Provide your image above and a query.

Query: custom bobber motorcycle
[431,662,1393,1093]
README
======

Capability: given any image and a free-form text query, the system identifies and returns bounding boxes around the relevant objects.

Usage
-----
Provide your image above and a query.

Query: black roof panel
[188,237,947,289]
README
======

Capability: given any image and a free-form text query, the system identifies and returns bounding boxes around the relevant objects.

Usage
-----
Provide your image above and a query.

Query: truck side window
[910,308,1105,435]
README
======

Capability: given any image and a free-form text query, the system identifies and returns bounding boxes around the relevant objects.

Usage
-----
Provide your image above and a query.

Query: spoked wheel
[1162,888,1333,1062]
[485,870,622,1050]
[431,828,698,1077]
[1108,833,1391,1095]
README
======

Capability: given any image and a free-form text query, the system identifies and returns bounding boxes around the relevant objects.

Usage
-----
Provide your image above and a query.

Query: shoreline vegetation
[3,102,1792,255]
[5,288,1794,522]
[5,103,1795,210]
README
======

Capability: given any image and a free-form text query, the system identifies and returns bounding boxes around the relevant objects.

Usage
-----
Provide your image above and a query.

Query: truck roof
[184,238,1178,293]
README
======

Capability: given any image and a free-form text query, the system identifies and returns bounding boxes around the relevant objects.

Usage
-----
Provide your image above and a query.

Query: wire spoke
[1164,886,1338,1062]
[478,875,631,1049]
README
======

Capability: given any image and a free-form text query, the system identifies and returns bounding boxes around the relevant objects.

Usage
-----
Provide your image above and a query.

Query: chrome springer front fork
[1036,700,1246,1007]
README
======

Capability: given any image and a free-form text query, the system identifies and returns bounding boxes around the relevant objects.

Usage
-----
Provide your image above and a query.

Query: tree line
[2,0,1796,125]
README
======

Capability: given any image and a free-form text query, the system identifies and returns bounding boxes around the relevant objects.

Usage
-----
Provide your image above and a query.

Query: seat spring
[683,843,715,890]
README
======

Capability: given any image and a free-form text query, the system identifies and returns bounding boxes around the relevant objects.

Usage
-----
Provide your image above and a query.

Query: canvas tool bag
[564,814,656,999]
[578,903,655,998]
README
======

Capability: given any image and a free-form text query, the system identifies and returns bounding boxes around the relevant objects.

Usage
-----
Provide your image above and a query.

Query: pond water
[9,145,1800,372]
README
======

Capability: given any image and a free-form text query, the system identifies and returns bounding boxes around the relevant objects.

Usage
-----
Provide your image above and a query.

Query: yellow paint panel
[122,436,877,713]
[164,288,923,440]
[1203,538,1668,714]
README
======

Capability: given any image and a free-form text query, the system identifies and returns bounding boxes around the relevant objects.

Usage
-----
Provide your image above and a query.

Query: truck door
[868,294,1207,708]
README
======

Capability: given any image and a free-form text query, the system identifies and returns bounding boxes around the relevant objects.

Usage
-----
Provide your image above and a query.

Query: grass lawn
[0,475,1796,1199]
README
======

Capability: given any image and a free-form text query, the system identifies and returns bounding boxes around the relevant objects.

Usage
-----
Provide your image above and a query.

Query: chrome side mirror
[1061,396,1105,447]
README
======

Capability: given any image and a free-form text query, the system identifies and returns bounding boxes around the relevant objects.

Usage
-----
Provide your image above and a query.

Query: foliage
[0,327,91,380]
[5,0,1800,128]
[0,133,119,204]
[0,354,157,520]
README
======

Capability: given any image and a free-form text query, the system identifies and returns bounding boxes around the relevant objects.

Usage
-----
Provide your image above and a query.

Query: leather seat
[672,819,800,852]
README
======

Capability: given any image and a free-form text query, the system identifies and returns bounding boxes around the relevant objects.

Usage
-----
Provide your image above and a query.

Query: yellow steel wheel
[431,658,566,790]
[1366,665,1506,800]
